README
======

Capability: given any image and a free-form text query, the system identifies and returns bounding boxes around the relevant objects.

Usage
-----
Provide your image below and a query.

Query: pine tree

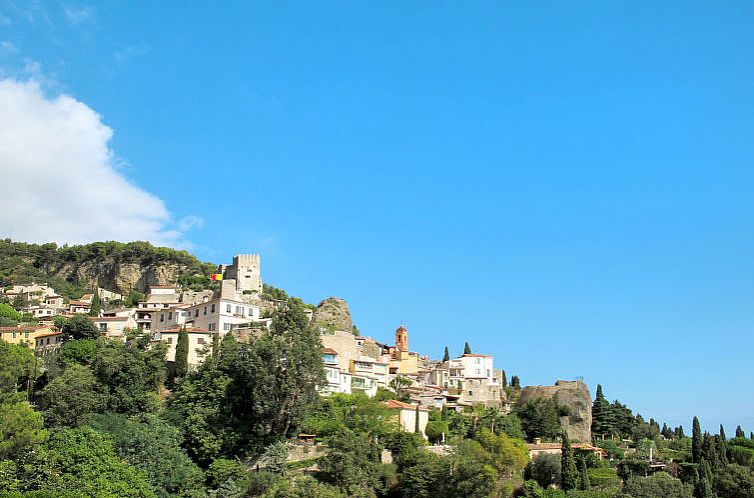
[88,288,101,317]
[692,417,703,464]
[736,425,745,438]
[579,456,590,490]
[676,426,685,439]
[463,342,471,355]
[173,327,189,379]
[561,432,579,491]
[442,346,450,362]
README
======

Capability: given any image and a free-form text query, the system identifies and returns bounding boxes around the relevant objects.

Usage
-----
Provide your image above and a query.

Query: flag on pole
[210,273,223,281]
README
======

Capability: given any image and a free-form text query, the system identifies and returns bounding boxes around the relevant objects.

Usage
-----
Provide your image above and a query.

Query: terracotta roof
[35,332,62,339]
[90,316,129,322]
[321,348,338,355]
[385,399,429,411]
[460,353,492,358]
[161,327,210,334]
[69,301,90,306]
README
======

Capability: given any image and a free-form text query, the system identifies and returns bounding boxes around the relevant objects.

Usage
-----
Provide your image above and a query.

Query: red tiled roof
[385,399,429,411]
[321,348,338,355]
[89,316,129,321]
[161,327,210,334]
[460,353,491,358]
[35,332,62,339]
[0,326,52,332]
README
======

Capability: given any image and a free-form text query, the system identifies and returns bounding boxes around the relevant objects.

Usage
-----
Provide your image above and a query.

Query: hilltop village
[2,253,591,441]
[2,245,752,497]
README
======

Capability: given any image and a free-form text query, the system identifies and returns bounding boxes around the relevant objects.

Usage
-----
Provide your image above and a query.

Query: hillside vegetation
[0,239,216,298]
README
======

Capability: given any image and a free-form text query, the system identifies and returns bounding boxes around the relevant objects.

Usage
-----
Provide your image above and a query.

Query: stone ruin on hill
[517,379,593,443]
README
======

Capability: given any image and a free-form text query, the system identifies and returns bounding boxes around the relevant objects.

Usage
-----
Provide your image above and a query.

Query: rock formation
[517,380,593,443]
[312,297,353,333]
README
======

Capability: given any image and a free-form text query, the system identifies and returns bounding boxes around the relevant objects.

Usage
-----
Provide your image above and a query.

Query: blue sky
[2,1,753,433]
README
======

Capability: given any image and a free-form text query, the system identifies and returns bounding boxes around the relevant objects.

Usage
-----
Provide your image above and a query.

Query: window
[195,309,199,317]
[223,323,232,331]
[12,332,16,339]
[24,332,29,338]
[211,304,215,313]
[226,304,231,313]
[203,307,207,315]
[475,358,480,364]
[160,314,165,322]
[167,337,173,344]
[197,338,205,345]
[99,324,107,331]
[168,312,173,320]
[235,306,243,314]
[469,391,473,396]
[208,323,216,331]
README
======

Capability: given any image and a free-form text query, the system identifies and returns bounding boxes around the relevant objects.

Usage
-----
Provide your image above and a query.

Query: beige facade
[386,400,429,438]
[90,316,138,340]
[160,327,214,367]
[0,326,56,349]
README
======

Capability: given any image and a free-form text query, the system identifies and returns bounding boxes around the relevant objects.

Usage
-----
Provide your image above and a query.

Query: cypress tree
[511,375,520,389]
[751,432,754,440]
[735,425,745,438]
[694,459,714,498]
[692,416,703,464]
[173,326,189,379]
[561,432,578,491]
[579,456,590,490]
[719,424,727,441]
[591,384,614,439]
[676,426,685,439]
[414,404,421,434]
[88,288,101,317]
[442,346,450,362]
[463,342,471,355]
[501,370,507,388]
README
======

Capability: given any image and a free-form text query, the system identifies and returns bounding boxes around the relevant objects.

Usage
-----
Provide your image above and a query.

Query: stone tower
[395,325,409,352]
[224,254,263,293]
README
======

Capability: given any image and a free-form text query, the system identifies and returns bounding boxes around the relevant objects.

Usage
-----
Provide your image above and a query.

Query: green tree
[61,313,100,341]
[511,375,521,389]
[22,427,156,497]
[88,288,101,316]
[0,303,21,322]
[591,384,615,439]
[713,464,754,498]
[622,473,693,498]
[91,339,167,414]
[579,456,591,490]
[38,364,107,427]
[58,338,98,367]
[222,299,326,450]
[173,326,189,379]
[517,398,562,441]
[84,413,204,497]
[425,420,449,444]
[692,417,703,464]
[463,342,471,355]
[561,432,578,491]
[0,399,47,459]
[737,426,746,438]
[318,429,384,496]
[475,428,529,476]
[530,453,561,489]
[0,341,38,399]
[442,346,450,362]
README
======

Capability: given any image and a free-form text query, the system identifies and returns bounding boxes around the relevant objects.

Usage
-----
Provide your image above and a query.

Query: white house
[448,353,498,385]
[182,297,261,334]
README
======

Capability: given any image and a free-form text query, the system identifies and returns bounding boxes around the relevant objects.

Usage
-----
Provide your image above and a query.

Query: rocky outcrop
[517,380,592,443]
[312,297,353,333]
[50,261,193,295]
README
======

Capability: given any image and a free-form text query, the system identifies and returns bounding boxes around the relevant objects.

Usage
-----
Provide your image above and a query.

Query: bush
[528,453,561,489]
[425,421,449,444]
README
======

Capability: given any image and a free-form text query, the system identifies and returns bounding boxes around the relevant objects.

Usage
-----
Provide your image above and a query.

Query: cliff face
[312,297,353,333]
[56,260,189,295]
[518,380,593,443]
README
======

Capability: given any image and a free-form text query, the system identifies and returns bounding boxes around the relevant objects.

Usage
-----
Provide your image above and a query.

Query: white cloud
[0,79,198,247]
[61,3,94,25]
